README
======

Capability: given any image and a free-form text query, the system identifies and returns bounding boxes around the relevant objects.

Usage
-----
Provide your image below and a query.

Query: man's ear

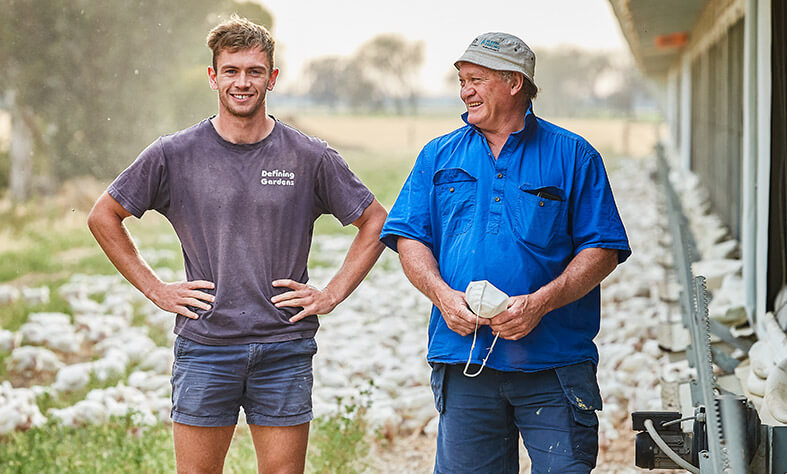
[208,66,218,91]
[510,72,525,97]
[267,68,279,91]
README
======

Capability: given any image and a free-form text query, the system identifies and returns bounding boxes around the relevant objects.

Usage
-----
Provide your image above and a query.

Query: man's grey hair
[497,70,538,101]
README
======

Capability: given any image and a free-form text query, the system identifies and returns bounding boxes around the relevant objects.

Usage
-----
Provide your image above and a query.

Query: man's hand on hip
[148,280,215,320]
[272,279,339,323]
[436,288,488,336]
[489,294,545,340]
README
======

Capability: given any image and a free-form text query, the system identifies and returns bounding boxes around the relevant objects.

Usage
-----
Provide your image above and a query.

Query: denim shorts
[170,336,317,427]
[431,362,602,474]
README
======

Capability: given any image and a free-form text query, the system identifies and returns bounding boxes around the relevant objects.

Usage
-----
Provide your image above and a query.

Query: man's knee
[173,423,235,474]
[249,423,310,474]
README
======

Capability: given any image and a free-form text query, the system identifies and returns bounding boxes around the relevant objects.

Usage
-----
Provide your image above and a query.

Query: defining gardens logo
[260,169,295,186]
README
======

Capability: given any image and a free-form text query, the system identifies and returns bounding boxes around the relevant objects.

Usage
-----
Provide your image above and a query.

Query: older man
[380,32,630,473]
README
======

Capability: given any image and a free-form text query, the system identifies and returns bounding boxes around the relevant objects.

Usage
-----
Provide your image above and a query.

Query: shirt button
[494,197,501,202]
[497,173,503,178]
[449,187,455,193]
[539,201,545,207]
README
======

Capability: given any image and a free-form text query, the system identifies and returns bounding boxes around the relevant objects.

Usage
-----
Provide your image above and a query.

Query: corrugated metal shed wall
[690,19,745,241]
[768,1,786,312]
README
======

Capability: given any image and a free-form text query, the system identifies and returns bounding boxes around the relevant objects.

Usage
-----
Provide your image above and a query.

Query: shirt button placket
[487,167,506,234]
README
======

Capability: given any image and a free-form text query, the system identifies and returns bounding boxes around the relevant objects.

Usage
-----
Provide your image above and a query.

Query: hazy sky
[258,0,628,96]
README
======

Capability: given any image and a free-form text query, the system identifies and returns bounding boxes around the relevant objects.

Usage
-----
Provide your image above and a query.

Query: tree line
[301,34,424,114]
[1,2,650,202]
[301,42,651,119]
[0,0,272,201]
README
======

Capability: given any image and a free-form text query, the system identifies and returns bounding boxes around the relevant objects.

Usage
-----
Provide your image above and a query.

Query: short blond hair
[206,14,275,71]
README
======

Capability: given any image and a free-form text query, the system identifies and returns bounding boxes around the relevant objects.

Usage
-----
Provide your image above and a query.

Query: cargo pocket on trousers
[430,362,447,414]
[555,361,602,462]
[555,361,602,419]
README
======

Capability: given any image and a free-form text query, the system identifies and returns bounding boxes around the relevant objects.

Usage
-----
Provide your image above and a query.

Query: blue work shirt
[380,106,631,372]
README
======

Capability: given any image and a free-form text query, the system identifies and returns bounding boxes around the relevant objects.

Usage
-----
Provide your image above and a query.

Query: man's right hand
[435,288,487,336]
[148,280,216,319]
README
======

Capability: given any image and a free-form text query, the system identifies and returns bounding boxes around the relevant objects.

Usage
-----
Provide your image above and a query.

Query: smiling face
[457,62,523,134]
[208,47,278,119]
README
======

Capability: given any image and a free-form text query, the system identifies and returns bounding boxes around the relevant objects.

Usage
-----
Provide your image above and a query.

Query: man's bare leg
[173,422,235,474]
[249,423,310,474]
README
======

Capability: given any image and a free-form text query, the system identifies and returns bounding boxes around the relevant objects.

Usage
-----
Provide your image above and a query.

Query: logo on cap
[479,39,500,51]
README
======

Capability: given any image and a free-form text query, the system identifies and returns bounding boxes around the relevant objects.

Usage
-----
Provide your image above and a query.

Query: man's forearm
[322,200,387,306]
[87,193,162,298]
[531,247,619,314]
[397,237,451,305]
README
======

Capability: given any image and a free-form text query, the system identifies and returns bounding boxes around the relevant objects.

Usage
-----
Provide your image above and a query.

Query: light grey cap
[455,32,536,88]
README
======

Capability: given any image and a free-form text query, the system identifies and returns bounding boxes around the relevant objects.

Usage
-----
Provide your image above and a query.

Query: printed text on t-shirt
[260,169,296,186]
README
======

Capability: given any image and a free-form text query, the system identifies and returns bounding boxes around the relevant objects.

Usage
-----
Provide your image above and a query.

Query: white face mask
[463,280,509,377]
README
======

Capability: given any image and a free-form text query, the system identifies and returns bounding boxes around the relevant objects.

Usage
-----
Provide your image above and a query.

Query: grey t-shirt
[108,118,374,345]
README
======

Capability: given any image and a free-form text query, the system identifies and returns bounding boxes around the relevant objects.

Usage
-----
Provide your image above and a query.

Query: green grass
[0,248,55,282]
[0,414,175,474]
[308,404,370,474]
[223,427,258,473]
[343,151,411,209]
[0,203,185,286]
[0,281,72,332]
[0,410,372,473]
[0,352,9,380]
[0,225,106,284]
[0,201,37,236]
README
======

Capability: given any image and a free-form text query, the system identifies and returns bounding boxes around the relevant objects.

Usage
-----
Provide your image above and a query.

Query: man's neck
[480,114,526,159]
[211,109,275,145]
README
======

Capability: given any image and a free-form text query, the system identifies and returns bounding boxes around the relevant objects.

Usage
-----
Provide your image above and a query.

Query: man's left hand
[271,279,339,323]
[489,294,546,340]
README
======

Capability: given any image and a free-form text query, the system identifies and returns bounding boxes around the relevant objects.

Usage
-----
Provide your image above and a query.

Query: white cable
[661,415,697,427]
[643,419,700,473]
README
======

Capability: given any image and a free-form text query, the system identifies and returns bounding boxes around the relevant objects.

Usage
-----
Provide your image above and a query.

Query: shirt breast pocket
[433,168,477,237]
[514,184,565,248]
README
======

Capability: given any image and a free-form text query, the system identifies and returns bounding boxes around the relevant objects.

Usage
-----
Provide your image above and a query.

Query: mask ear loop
[463,283,501,377]
[462,318,500,377]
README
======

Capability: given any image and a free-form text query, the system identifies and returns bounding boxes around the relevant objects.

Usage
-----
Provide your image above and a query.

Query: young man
[380,32,631,473]
[88,16,386,473]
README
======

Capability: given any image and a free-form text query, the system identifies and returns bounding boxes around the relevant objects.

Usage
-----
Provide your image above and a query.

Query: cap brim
[454,51,536,88]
